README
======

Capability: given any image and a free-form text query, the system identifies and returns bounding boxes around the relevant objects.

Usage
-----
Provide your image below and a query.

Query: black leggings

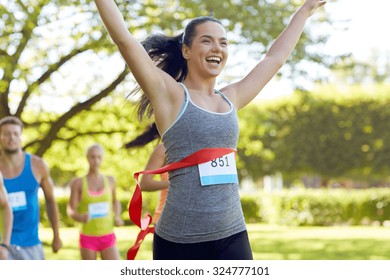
[153,230,253,260]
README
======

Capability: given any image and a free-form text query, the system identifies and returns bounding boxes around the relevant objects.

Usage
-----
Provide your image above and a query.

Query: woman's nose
[212,42,222,52]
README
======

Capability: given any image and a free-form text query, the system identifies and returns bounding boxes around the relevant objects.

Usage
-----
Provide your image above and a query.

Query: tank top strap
[178,82,189,107]
[18,153,37,182]
[161,83,190,139]
[81,176,88,194]
[102,175,110,192]
[178,83,235,110]
[18,153,31,178]
[24,153,31,169]
[214,89,235,110]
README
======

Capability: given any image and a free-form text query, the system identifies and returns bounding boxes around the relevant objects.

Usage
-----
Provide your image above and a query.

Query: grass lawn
[41,224,390,260]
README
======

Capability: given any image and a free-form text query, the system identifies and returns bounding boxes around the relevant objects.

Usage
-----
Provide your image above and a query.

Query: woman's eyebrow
[200,35,227,40]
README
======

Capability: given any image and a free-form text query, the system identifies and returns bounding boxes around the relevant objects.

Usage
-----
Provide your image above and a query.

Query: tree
[238,84,390,187]
[1,0,331,186]
[329,50,390,85]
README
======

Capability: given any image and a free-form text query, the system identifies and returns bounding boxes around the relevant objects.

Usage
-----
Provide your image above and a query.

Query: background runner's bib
[88,202,110,219]
[8,191,27,212]
[198,152,238,186]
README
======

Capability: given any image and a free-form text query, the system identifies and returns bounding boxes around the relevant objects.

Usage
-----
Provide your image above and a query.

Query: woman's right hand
[80,213,90,223]
[0,246,8,260]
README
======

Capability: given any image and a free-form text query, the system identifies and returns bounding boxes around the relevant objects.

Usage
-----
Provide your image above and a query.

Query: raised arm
[94,0,184,132]
[97,2,181,96]
[224,0,326,109]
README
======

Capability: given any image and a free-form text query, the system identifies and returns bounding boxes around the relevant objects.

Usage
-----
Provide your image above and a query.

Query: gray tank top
[157,83,246,243]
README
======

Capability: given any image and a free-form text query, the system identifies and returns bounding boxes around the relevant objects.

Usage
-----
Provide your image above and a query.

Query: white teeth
[206,56,221,64]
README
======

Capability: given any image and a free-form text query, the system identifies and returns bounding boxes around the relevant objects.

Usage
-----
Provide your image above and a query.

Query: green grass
[40,224,390,260]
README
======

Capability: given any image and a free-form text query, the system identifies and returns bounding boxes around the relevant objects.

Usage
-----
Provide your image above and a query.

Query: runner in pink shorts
[68,144,124,260]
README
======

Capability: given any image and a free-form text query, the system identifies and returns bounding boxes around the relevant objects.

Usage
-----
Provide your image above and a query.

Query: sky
[257,0,390,99]
[325,0,390,60]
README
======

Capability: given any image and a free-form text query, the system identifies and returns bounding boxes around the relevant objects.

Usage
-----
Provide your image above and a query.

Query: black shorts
[153,230,253,260]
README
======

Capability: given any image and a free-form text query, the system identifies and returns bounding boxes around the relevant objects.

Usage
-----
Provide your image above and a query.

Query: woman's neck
[183,76,216,95]
[88,169,100,177]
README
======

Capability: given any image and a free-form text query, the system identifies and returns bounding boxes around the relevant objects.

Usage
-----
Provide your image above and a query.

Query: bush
[40,188,390,227]
[241,195,262,223]
[39,196,75,227]
[262,188,390,226]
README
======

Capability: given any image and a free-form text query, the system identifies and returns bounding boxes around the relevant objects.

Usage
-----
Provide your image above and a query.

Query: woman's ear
[182,44,190,60]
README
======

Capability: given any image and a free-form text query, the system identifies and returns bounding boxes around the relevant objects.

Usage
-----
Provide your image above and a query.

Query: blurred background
[1,0,389,251]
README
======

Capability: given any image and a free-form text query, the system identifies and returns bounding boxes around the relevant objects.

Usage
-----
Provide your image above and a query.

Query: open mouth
[206,56,222,64]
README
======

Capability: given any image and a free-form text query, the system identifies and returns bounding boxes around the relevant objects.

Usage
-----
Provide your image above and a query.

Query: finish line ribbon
[127,147,236,260]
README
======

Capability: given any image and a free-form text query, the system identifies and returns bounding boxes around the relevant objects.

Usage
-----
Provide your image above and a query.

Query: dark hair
[182,16,222,47]
[131,16,223,121]
[124,123,159,149]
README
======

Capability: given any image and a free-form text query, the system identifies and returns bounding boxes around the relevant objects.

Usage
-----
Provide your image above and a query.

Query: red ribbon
[127,147,236,260]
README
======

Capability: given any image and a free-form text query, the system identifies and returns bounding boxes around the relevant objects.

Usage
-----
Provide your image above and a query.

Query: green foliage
[21,96,152,189]
[237,84,390,182]
[40,189,160,227]
[260,188,390,226]
[40,188,390,228]
[241,195,262,223]
[26,82,390,190]
[40,196,75,227]
[330,50,390,84]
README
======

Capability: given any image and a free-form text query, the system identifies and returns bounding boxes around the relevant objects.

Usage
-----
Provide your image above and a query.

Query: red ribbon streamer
[127,147,236,260]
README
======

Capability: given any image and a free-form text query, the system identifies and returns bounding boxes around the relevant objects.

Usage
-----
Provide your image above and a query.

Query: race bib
[198,152,238,186]
[8,191,27,212]
[88,202,110,219]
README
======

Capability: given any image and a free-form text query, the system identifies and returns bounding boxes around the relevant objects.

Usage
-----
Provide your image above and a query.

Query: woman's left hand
[303,0,327,16]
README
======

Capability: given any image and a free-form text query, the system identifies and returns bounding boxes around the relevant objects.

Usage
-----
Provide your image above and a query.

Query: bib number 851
[211,156,230,168]
[198,152,238,186]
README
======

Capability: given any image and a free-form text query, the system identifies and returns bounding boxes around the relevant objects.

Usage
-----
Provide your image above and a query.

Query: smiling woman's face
[183,21,228,78]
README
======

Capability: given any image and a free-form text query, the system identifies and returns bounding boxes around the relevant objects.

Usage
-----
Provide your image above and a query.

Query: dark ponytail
[130,16,222,121]
[124,122,159,149]
[131,34,187,120]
